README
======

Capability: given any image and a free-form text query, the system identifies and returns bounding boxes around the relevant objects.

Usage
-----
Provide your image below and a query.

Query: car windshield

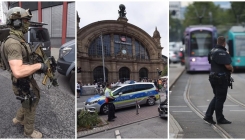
[30,28,50,42]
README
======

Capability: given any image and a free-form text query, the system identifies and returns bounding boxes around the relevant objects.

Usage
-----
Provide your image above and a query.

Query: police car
[85,82,160,114]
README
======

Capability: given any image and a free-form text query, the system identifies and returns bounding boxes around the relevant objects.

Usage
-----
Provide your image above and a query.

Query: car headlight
[60,47,72,58]
[87,100,99,105]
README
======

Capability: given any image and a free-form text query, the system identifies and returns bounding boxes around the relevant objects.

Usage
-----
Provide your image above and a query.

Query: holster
[209,73,227,85]
[13,77,37,109]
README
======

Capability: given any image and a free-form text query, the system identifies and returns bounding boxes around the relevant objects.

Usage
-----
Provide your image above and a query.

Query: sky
[181,1,231,9]
[77,1,169,56]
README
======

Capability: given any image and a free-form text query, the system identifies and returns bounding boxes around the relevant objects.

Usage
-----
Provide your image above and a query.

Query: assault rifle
[32,43,58,88]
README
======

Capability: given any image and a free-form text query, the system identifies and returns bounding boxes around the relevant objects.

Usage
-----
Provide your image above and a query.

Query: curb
[169,113,183,138]
[77,116,159,138]
[169,66,185,138]
[169,67,185,90]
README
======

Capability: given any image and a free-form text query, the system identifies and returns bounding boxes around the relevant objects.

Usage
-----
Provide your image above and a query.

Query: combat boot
[12,118,24,125]
[24,130,43,138]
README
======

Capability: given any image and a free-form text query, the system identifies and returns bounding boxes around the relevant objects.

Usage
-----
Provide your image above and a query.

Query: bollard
[135,98,140,115]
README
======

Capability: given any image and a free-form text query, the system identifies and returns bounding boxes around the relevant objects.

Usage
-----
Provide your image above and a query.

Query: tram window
[190,31,213,56]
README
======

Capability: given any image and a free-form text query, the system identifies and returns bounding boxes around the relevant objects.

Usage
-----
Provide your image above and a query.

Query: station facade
[77,14,167,84]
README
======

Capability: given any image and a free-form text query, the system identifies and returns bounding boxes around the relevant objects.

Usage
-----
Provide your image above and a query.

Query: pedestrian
[80,82,83,96]
[165,80,168,99]
[77,81,81,98]
[2,7,48,138]
[105,83,117,122]
[204,36,233,125]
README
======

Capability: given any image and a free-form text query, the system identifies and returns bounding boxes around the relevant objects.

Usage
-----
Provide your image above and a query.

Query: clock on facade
[122,49,127,54]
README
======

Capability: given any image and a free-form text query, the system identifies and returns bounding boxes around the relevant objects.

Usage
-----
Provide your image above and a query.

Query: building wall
[8,1,75,46]
[77,18,166,84]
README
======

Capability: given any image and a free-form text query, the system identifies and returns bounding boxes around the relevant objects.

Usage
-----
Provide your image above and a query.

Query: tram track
[183,77,233,139]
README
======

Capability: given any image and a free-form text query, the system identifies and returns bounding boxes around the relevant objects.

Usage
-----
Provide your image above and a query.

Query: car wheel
[147,97,155,106]
[100,104,109,115]
[69,72,75,94]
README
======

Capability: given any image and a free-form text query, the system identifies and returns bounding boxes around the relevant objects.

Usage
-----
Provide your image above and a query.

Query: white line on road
[230,110,245,112]
[197,106,208,107]
[115,130,121,139]
[172,111,192,112]
[169,106,188,107]
[197,105,239,107]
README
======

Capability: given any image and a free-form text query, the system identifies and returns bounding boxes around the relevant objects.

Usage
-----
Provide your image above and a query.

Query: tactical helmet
[6,7,32,29]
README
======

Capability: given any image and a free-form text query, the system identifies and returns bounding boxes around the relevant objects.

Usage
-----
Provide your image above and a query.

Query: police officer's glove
[40,63,48,73]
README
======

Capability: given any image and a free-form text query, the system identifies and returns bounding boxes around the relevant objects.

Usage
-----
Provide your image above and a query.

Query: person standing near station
[105,83,117,122]
[204,36,233,124]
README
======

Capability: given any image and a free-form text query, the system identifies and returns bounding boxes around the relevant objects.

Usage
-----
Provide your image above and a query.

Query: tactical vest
[1,35,34,96]
[209,46,231,73]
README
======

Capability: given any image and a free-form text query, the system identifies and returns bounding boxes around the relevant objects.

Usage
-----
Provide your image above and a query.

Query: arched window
[119,67,130,82]
[139,68,148,80]
[88,35,111,56]
[93,66,108,83]
[135,40,149,60]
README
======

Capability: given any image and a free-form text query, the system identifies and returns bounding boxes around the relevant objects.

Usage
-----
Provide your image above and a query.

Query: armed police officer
[203,36,233,125]
[2,7,48,138]
[105,83,117,122]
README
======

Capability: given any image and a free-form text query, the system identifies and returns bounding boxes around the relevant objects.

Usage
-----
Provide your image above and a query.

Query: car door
[113,85,135,109]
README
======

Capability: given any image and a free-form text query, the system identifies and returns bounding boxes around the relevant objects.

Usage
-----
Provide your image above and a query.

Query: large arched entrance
[119,67,130,82]
[139,68,148,81]
[93,66,108,83]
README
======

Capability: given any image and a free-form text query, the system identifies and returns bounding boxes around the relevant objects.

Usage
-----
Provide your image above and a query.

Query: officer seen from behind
[105,83,117,122]
[2,7,48,138]
[203,36,233,125]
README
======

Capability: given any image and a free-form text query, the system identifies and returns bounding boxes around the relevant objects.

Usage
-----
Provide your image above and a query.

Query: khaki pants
[14,78,40,135]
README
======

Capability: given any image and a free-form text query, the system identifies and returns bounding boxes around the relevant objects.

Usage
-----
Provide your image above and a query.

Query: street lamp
[100,33,106,83]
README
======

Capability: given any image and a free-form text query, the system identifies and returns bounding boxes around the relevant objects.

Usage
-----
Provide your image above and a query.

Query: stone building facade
[77,15,167,84]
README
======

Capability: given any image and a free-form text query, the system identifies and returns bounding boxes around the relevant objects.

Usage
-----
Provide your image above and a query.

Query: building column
[18,2,22,7]
[111,62,117,82]
[110,33,115,58]
[38,2,42,22]
[61,2,68,45]
[132,38,136,60]
[133,62,138,81]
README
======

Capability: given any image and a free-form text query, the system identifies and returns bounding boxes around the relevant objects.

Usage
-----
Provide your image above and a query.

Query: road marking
[170,105,187,107]
[115,130,121,139]
[197,106,208,107]
[172,111,192,112]
[230,110,245,112]
[198,105,239,107]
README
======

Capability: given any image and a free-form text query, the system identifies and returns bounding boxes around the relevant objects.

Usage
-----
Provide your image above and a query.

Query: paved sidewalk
[77,92,166,138]
[169,64,185,138]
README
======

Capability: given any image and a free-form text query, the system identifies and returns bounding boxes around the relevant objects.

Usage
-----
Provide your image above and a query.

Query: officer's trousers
[107,102,115,121]
[205,77,228,122]
[15,78,40,135]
